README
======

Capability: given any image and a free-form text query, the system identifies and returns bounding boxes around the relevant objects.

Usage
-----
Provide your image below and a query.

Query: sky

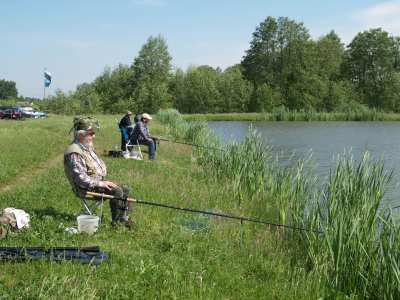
[2,0,400,98]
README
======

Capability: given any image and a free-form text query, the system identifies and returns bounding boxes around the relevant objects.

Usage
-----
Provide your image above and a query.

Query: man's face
[80,130,95,147]
[143,118,150,124]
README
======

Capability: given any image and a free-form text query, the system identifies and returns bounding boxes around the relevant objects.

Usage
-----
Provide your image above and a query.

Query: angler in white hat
[129,113,157,160]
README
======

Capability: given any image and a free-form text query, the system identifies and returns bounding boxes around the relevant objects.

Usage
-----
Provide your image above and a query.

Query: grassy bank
[183,110,400,122]
[1,112,399,299]
[0,116,316,299]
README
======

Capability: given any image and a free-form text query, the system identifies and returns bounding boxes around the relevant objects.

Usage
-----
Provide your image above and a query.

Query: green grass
[2,112,400,299]
[158,109,400,299]
[0,115,317,299]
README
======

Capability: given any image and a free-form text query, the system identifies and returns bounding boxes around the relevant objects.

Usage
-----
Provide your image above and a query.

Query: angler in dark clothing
[119,111,133,151]
[130,113,157,160]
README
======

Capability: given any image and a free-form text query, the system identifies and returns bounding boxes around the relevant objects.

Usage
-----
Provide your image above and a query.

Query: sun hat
[127,111,132,115]
[141,113,152,120]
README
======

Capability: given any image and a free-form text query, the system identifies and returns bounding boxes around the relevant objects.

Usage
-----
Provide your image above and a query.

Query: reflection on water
[208,121,400,208]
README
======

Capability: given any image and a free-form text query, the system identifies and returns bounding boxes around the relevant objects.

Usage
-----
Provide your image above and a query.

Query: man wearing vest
[64,117,134,228]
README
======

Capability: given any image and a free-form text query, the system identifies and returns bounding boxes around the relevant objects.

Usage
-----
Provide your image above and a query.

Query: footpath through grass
[0,116,316,299]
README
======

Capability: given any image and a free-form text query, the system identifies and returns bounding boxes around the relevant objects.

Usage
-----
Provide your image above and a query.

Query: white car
[20,107,48,118]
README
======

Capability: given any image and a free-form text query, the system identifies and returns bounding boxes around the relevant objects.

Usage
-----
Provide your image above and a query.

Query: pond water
[208,121,400,207]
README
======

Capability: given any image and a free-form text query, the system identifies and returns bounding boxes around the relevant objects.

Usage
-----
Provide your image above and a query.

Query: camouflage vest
[64,143,102,197]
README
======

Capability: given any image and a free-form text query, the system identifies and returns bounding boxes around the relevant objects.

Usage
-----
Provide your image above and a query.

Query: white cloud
[131,0,166,7]
[353,1,400,35]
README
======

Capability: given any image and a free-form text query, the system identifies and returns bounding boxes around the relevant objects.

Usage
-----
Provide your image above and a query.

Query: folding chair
[80,196,104,216]
[124,140,143,160]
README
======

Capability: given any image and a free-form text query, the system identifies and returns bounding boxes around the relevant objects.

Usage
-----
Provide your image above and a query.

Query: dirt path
[0,154,63,194]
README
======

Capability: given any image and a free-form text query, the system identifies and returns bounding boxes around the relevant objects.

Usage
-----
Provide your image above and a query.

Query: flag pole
[43,68,46,100]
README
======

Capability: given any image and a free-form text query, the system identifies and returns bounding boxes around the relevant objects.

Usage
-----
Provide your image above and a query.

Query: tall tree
[131,35,172,113]
[93,64,134,113]
[175,66,222,113]
[0,79,18,99]
[343,28,399,109]
[242,16,317,110]
[315,31,344,80]
[218,65,253,112]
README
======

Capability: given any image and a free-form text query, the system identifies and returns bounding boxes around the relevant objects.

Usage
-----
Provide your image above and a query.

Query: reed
[301,153,400,298]
[157,109,400,298]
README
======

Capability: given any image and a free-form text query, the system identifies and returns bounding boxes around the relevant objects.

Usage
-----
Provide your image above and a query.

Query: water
[208,121,400,208]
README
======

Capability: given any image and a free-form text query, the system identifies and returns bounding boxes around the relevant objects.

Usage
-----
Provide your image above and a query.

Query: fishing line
[86,191,323,234]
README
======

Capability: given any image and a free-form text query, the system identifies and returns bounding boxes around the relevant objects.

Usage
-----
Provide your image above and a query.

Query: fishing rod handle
[86,191,137,203]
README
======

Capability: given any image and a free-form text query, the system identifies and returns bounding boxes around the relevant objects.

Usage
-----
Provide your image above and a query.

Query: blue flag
[44,70,52,87]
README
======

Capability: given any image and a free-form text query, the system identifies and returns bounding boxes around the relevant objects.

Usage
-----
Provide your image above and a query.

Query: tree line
[3,16,400,114]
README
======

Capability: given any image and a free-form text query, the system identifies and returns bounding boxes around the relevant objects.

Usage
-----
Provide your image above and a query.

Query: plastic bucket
[77,215,99,234]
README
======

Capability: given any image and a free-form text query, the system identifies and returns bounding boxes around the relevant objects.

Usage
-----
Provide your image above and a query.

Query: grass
[0,115,317,299]
[183,110,400,122]
[2,111,400,299]
[158,109,400,299]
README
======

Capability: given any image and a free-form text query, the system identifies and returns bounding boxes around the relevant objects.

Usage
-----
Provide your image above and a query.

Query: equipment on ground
[0,246,109,265]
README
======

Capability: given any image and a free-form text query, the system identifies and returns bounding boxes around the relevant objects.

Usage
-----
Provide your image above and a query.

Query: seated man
[118,111,133,152]
[64,116,134,228]
[130,113,157,160]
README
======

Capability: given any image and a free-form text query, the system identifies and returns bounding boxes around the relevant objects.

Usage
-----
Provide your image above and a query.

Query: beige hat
[127,111,132,115]
[142,113,152,120]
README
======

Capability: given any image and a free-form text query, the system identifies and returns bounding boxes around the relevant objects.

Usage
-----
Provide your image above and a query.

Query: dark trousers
[120,128,129,151]
[138,138,156,160]
[90,185,132,222]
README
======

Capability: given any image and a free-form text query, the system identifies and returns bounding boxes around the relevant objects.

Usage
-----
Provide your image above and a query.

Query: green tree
[93,64,135,113]
[242,16,321,110]
[178,66,222,113]
[73,83,102,114]
[218,65,253,112]
[131,35,172,113]
[315,31,344,80]
[241,16,279,85]
[170,68,186,110]
[248,83,281,112]
[343,28,399,109]
[0,79,18,99]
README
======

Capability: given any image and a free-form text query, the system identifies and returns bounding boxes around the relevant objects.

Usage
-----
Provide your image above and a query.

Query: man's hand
[98,180,117,190]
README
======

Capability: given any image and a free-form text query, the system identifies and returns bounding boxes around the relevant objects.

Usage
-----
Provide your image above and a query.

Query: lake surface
[208,121,400,207]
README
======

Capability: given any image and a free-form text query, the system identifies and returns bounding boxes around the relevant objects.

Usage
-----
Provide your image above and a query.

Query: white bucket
[77,215,99,234]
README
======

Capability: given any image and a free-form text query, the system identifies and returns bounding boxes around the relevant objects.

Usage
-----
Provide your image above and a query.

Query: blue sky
[2,0,400,98]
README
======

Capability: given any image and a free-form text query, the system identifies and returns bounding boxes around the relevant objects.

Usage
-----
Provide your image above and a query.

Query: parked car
[32,110,48,118]
[20,107,48,118]
[0,109,5,119]
[20,107,36,118]
[2,108,23,120]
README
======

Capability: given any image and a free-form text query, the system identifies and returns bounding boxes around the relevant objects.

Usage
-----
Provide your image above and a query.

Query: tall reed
[157,109,400,298]
[301,153,400,298]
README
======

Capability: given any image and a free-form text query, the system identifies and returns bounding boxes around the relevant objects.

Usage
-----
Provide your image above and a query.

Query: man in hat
[64,116,134,228]
[119,111,133,151]
[130,113,157,160]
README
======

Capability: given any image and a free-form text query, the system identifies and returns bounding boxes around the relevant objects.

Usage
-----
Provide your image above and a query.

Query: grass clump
[301,153,400,298]
[158,109,400,299]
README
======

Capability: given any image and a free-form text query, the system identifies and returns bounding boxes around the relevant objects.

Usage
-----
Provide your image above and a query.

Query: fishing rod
[86,191,322,234]
[156,137,225,151]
